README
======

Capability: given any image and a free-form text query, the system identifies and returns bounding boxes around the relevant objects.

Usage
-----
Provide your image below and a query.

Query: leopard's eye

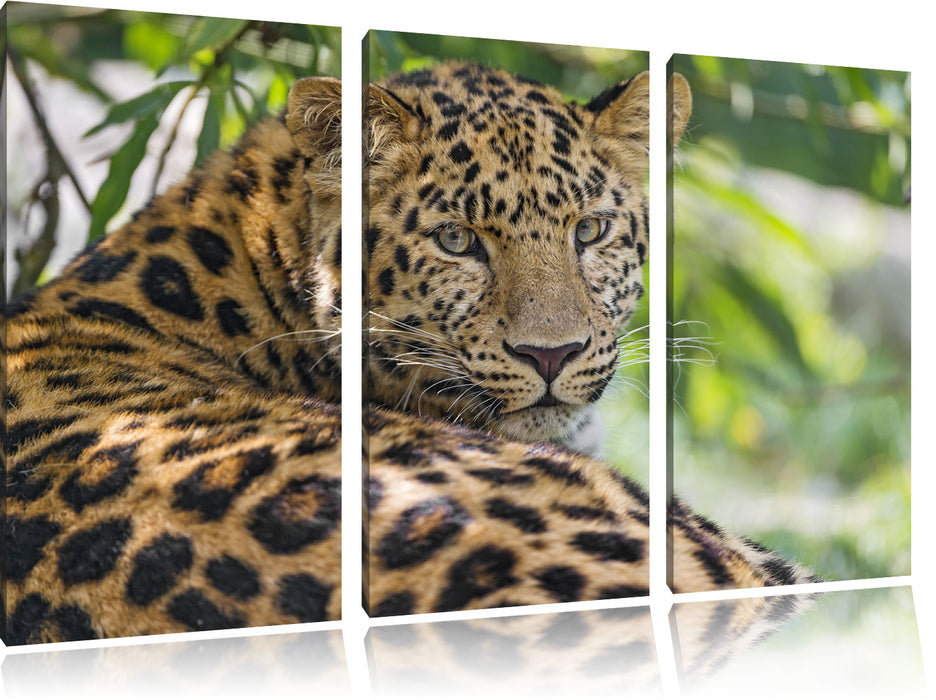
[574,218,609,245]
[435,226,478,255]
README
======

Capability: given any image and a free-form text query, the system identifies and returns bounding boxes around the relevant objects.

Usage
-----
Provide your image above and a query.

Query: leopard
[3,63,815,647]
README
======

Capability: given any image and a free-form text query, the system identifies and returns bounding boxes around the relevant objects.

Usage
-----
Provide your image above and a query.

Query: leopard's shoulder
[365,405,817,616]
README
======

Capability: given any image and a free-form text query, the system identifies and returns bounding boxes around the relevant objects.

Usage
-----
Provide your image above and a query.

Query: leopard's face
[366,64,650,444]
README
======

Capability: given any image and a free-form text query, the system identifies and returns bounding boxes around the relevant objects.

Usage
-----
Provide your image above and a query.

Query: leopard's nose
[504,340,586,385]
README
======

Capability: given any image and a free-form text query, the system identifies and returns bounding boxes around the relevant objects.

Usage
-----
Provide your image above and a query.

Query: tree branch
[12,181,60,297]
[8,46,92,211]
[150,85,201,198]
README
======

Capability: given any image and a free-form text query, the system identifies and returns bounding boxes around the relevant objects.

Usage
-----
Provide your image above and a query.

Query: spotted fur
[365,406,816,615]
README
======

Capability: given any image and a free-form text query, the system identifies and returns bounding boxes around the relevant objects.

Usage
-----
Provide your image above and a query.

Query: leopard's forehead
[375,63,637,238]
[380,63,588,155]
[381,62,571,115]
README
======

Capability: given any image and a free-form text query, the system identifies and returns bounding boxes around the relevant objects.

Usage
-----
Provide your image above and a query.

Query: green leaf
[159,18,249,76]
[123,20,182,72]
[266,72,290,113]
[716,261,814,379]
[84,81,192,138]
[88,115,160,241]
[195,91,223,167]
[681,167,814,258]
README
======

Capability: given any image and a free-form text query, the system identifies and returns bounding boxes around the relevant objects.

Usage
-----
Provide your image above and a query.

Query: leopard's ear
[286,77,342,168]
[366,83,422,165]
[585,71,693,165]
[586,71,651,157]
[669,73,692,145]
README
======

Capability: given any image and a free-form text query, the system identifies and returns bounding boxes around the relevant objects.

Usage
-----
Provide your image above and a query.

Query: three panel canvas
[1,3,910,649]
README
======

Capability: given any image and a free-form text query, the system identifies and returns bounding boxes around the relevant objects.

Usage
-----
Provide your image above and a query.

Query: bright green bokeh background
[670,56,910,582]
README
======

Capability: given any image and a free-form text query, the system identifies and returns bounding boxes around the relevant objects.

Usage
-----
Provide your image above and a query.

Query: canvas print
[2,3,342,644]
[361,32,654,615]
[667,55,910,588]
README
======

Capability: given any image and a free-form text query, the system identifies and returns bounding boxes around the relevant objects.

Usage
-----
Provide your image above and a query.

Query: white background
[3,0,932,697]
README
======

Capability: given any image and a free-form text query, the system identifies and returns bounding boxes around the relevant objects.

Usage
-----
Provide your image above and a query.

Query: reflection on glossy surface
[368,606,660,699]
[1,629,349,700]
[674,586,925,698]
[672,589,816,683]
[0,585,924,698]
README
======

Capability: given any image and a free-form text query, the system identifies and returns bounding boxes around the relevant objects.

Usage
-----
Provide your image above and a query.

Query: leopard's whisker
[466,393,504,428]
[615,323,649,341]
[395,348,464,367]
[368,311,460,350]
[669,318,712,332]
[667,320,719,367]
[668,341,719,366]
[445,382,486,415]
[606,374,649,400]
[616,355,649,369]
[235,329,341,368]
[306,343,343,373]
[395,365,422,411]
[396,359,464,376]
[373,338,458,359]
[452,388,493,424]
[416,374,473,415]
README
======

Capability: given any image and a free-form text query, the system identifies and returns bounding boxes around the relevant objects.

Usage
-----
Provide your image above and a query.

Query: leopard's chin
[493,403,588,444]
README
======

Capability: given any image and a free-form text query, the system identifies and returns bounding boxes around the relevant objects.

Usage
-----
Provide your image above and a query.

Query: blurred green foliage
[685,58,910,204]
[670,56,910,581]
[7,3,339,294]
[367,32,653,482]
[367,31,648,101]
